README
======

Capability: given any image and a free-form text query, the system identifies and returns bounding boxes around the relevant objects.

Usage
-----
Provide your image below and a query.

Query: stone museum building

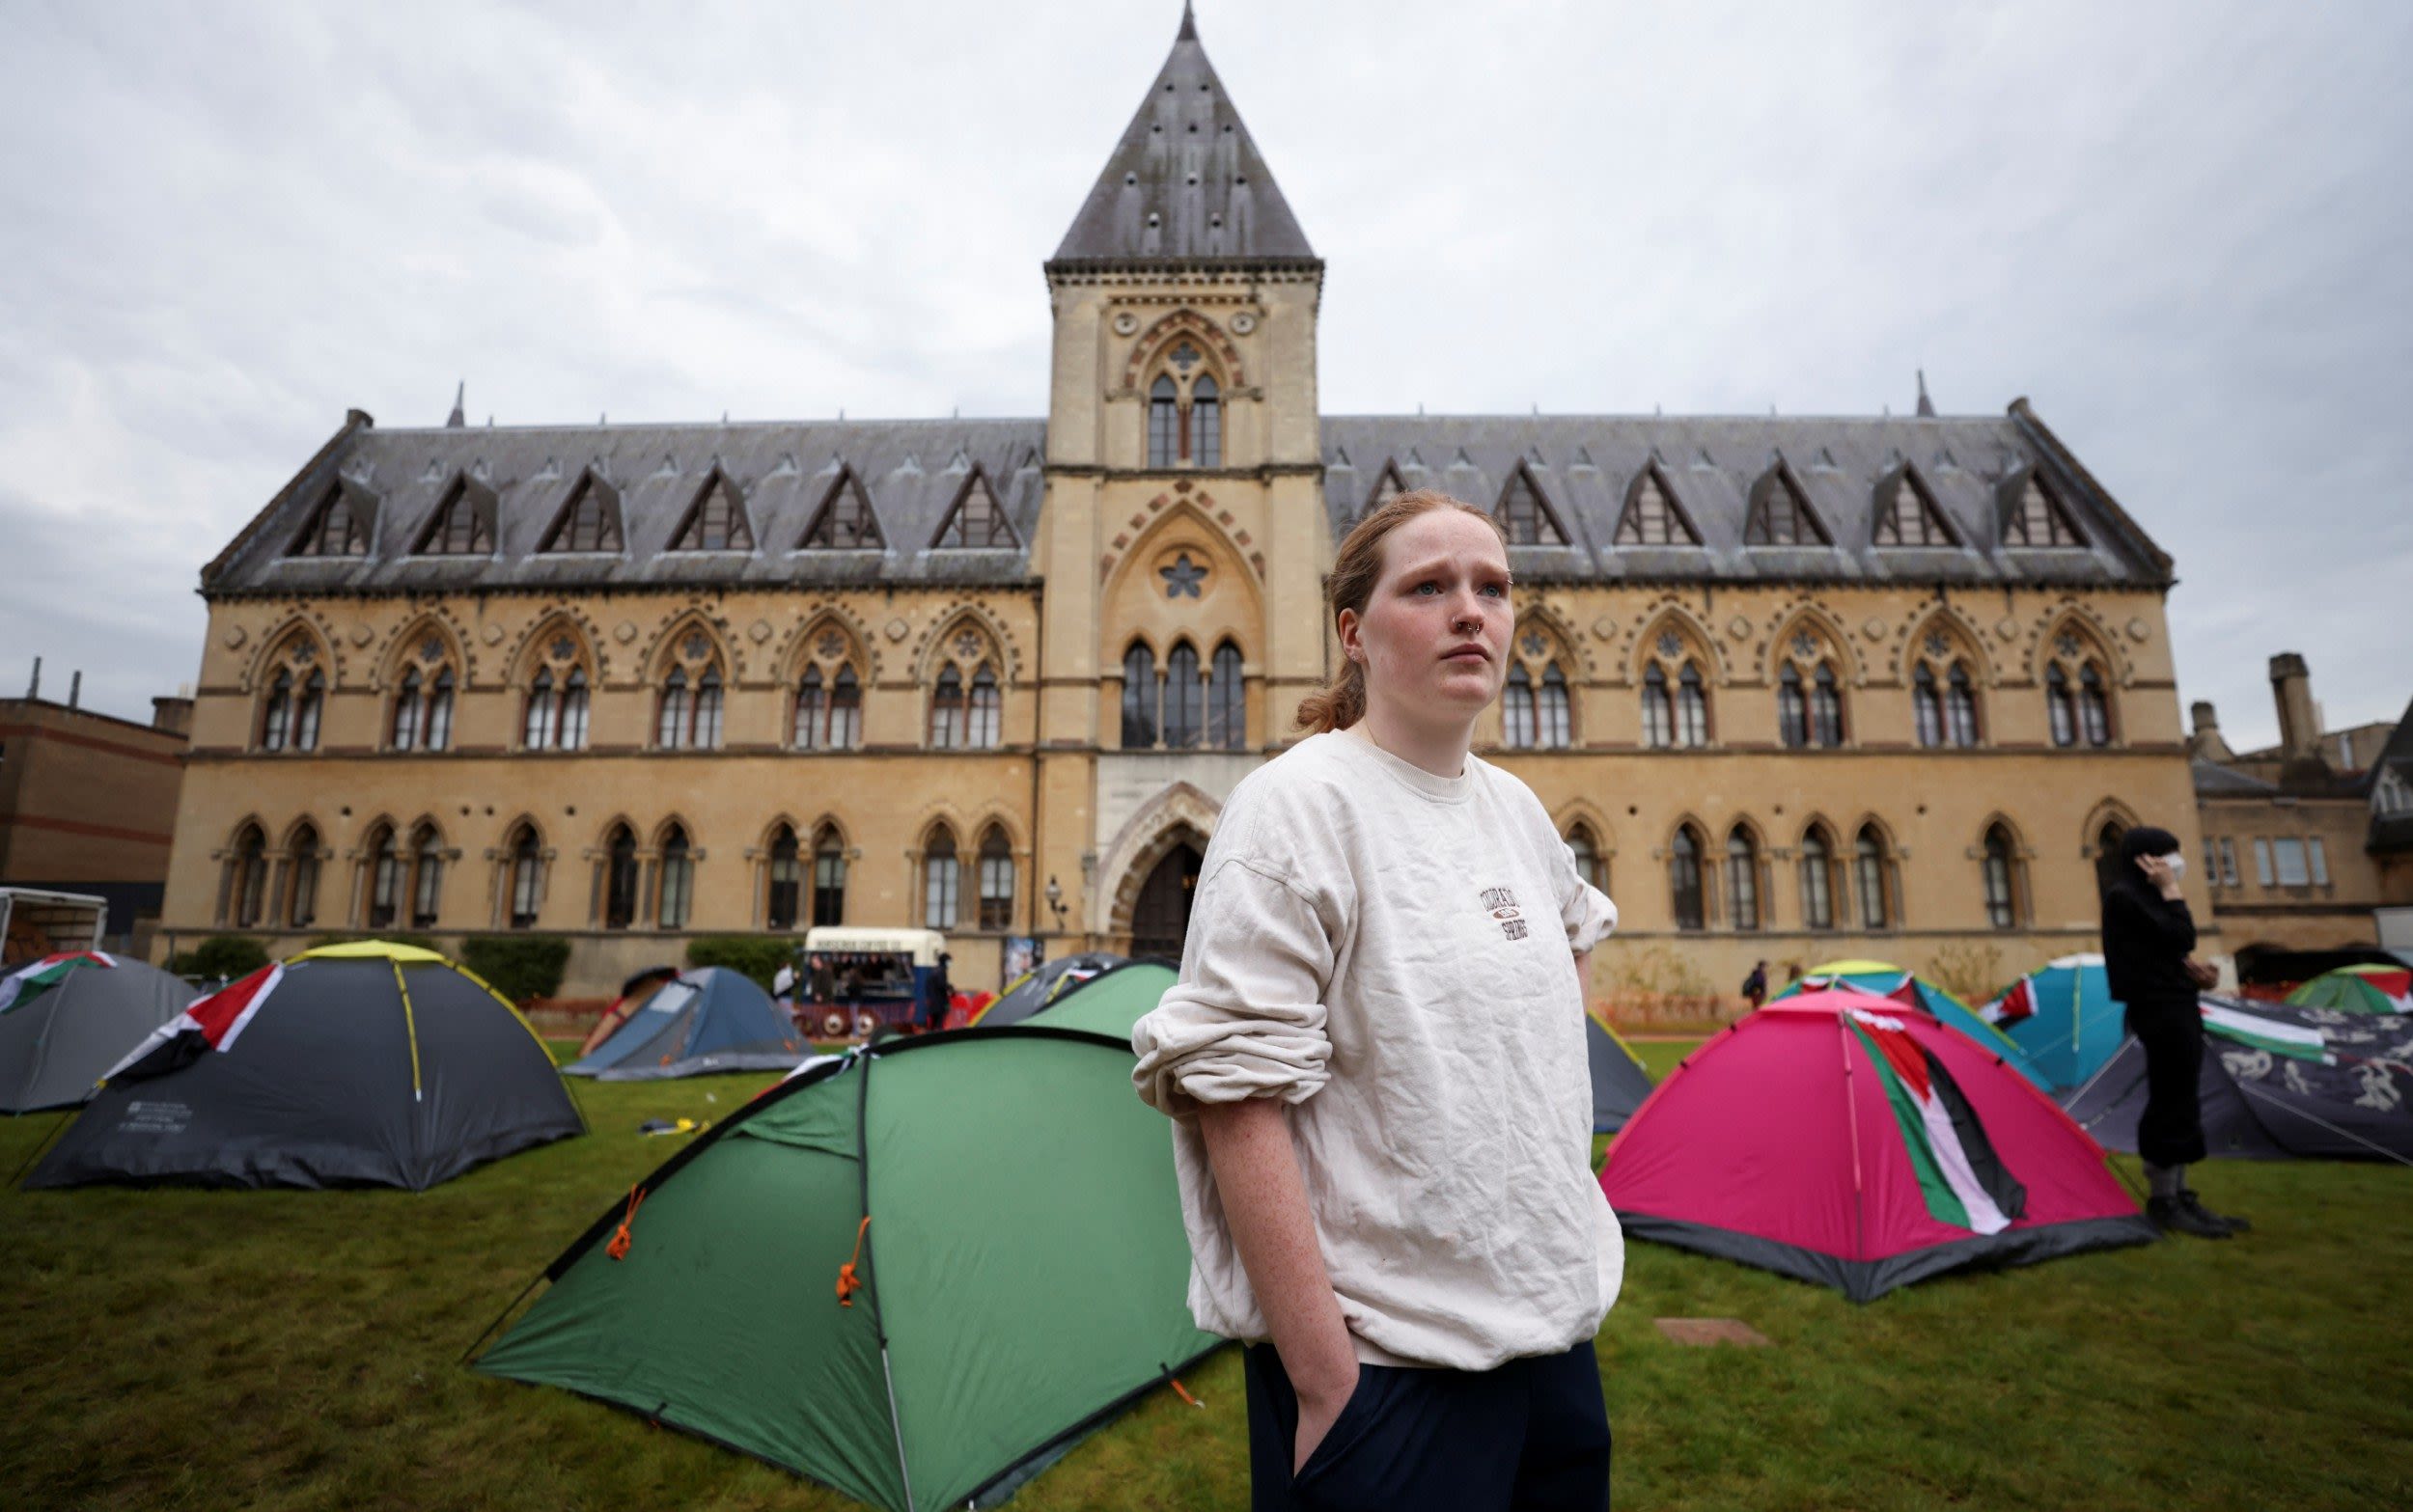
[158,12,2208,1001]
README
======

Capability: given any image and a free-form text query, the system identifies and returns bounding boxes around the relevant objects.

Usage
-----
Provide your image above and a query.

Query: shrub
[460,936,570,1004]
[685,936,794,993]
[169,934,269,981]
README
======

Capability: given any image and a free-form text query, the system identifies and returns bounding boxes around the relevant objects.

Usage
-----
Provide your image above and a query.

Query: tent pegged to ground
[969,952,1131,1029]
[1983,953,2126,1091]
[0,951,194,1113]
[24,941,582,1191]
[472,1023,1221,1512]
[1586,1007,1653,1133]
[563,966,802,1081]
[1776,958,2051,1089]
[2287,964,2413,1015]
[1601,989,2155,1301]
[2061,995,2413,1164]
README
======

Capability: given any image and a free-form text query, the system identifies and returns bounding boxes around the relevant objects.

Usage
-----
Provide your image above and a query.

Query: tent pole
[391,961,425,1101]
[852,1046,919,1512]
[1840,1016,1866,1262]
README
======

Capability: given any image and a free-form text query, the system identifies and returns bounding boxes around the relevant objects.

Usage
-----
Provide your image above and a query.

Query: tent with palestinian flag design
[1982,953,2125,1091]
[2286,964,2413,1015]
[1601,990,2154,1301]
[0,950,193,1113]
[1775,957,2053,1090]
[26,941,582,1191]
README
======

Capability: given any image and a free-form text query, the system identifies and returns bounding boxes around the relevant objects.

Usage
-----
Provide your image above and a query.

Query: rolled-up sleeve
[1554,841,1619,954]
[1132,857,1337,1118]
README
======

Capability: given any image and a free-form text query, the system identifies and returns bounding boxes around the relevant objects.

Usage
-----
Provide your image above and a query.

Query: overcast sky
[2,0,2405,752]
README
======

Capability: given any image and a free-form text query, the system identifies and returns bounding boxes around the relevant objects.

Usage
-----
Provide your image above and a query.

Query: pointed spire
[1915,368,1936,418]
[445,380,465,428]
[1050,8,1315,264]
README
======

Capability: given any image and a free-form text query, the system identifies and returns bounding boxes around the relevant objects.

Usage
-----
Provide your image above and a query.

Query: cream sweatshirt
[1131,727,1623,1373]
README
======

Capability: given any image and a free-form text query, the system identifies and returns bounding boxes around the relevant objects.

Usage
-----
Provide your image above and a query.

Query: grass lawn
[5,1037,2410,1510]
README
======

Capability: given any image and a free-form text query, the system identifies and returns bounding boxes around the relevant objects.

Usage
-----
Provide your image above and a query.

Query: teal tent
[1985,954,2125,1090]
[474,1023,1219,1510]
[563,966,803,1080]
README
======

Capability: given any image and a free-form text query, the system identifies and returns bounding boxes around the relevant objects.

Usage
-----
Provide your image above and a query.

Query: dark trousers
[2128,999,2207,1168]
[1244,1339,1612,1512]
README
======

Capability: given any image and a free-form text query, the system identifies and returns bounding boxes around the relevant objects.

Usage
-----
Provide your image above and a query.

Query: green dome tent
[473,1021,1219,1511]
[1015,958,1174,1038]
[2286,964,2412,1015]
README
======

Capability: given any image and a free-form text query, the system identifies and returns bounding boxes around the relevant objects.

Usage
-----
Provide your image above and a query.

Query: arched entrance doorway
[2093,819,2127,898]
[1130,843,1203,960]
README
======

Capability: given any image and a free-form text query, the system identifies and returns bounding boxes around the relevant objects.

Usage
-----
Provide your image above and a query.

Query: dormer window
[1745,463,1830,545]
[669,469,754,551]
[289,482,371,557]
[1613,465,1701,545]
[1872,468,1957,546]
[1495,464,1568,546]
[799,467,885,550]
[2002,471,2088,547]
[413,475,494,556]
[931,468,1019,548]
[539,473,624,553]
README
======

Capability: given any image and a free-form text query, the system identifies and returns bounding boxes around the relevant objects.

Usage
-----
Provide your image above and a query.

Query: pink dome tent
[1601,990,2155,1301]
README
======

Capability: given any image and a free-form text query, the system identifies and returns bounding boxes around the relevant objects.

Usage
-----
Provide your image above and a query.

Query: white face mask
[2161,851,2186,879]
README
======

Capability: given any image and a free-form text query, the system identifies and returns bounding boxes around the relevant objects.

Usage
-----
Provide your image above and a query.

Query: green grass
[5,1039,2410,1510]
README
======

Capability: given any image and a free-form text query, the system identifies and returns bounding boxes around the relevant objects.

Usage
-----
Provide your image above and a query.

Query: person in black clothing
[1741,960,1769,1011]
[926,950,954,1032]
[2100,825,2247,1238]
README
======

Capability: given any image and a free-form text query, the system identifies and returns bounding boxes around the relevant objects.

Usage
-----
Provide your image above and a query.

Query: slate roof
[1317,406,2172,586]
[203,417,1047,596]
[1049,7,1317,267]
[2192,758,2279,798]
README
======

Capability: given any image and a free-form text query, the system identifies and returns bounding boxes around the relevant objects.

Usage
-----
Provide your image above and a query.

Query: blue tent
[1774,959,2052,1090]
[1985,953,2124,1091]
[564,968,804,1081]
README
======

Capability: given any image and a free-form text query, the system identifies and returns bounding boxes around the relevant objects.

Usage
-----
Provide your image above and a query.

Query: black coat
[2100,878,2197,1009]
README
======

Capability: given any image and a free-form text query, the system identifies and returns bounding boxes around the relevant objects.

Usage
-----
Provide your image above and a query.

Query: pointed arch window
[1811,665,1844,747]
[923,828,959,930]
[2046,665,2077,748]
[603,825,639,930]
[524,670,554,749]
[392,668,423,750]
[261,668,294,751]
[1642,664,1674,749]
[766,824,801,930]
[978,826,1014,930]
[407,822,444,928]
[1149,376,1180,468]
[1855,825,1895,929]
[793,667,825,750]
[284,823,320,929]
[812,827,847,927]
[967,665,1001,749]
[1504,665,1537,750]
[1983,824,2022,929]
[694,667,724,748]
[658,669,691,749]
[365,823,401,929]
[1676,662,1709,748]
[1191,375,1221,468]
[929,665,965,749]
[1914,665,1945,748]
[657,824,694,930]
[1539,665,1571,748]
[1164,642,1204,750]
[1726,828,1761,931]
[1670,825,1706,931]
[230,824,268,929]
[1946,664,1980,747]
[1799,827,1838,930]
[1567,824,1606,893]
[1122,643,1158,749]
[291,670,324,752]
[523,628,592,751]
[508,824,544,929]
[1778,665,1809,749]
[2079,664,2112,746]
[1208,641,1245,750]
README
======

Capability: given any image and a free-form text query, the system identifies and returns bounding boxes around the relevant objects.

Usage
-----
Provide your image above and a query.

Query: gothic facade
[159,14,2206,1002]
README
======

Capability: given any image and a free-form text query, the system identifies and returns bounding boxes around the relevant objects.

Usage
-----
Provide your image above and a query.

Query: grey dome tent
[1,950,193,1113]
[26,942,582,1191]
[563,966,803,1081]
[1587,1007,1653,1133]
[973,952,1131,1028]
[2061,995,2413,1165]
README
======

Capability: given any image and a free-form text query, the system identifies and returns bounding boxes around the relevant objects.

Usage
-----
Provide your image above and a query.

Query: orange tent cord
[836,1216,871,1306]
[606,1185,648,1260]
